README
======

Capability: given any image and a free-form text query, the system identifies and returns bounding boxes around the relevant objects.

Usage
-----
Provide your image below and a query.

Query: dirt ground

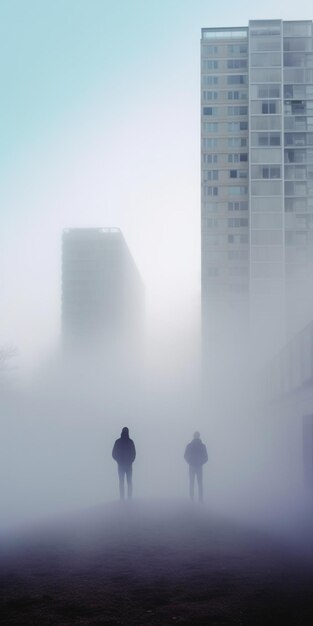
[0,501,313,625]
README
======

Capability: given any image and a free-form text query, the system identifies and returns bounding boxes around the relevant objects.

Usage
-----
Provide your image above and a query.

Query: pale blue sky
[1,0,312,363]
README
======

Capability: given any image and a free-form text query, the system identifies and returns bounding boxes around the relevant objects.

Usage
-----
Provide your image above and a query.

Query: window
[227,75,248,85]
[204,170,219,181]
[284,133,306,146]
[203,75,218,86]
[228,121,248,131]
[250,52,281,67]
[283,22,312,37]
[251,180,282,195]
[284,68,305,83]
[228,201,248,211]
[204,186,218,196]
[284,84,306,99]
[228,217,248,227]
[202,137,218,149]
[285,197,307,211]
[203,90,218,101]
[251,132,281,146]
[203,122,218,132]
[284,37,311,52]
[202,44,218,55]
[228,105,248,115]
[228,44,247,54]
[230,169,248,179]
[228,234,248,243]
[251,165,281,179]
[202,60,218,71]
[228,186,248,195]
[203,153,218,164]
[227,59,247,69]
[228,137,247,147]
[251,148,281,163]
[284,52,305,67]
[203,107,218,116]
[262,167,280,179]
[285,181,306,196]
[250,36,281,52]
[227,90,247,100]
[251,116,281,131]
[285,149,306,164]
[251,85,280,99]
[228,153,248,163]
[250,68,281,82]
[261,101,277,114]
[284,165,306,180]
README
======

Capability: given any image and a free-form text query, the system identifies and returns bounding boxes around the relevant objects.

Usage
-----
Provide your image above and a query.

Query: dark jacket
[112,434,136,467]
[184,439,208,467]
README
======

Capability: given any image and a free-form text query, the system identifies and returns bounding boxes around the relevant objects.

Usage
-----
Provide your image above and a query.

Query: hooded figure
[184,432,208,502]
[112,427,136,500]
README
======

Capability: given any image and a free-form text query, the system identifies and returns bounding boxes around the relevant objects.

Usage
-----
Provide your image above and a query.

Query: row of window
[203,122,313,138]
[285,165,313,179]
[284,84,313,99]
[202,105,248,115]
[285,149,313,164]
[205,267,249,277]
[203,121,248,131]
[206,221,283,236]
[203,169,248,180]
[251,165,281,179]
[202,90,248,100]
[284,52,313,68]
[203,186,248,196]
[202,43,247,56]
[202,137,248,149]
[202,201,248,212]
[286,98,312,116]
[202,74,248,86]
[204,233,248,245]
[202,33,312,53]
[202,59,248,70]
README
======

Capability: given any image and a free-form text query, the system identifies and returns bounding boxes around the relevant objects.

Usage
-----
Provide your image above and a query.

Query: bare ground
[0,501,312,625]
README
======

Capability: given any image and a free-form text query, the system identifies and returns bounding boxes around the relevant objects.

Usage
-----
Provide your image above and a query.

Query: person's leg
[189,466,195,500]
[197,466,203,502]
[126,465,133,499]
[118,466,125,500]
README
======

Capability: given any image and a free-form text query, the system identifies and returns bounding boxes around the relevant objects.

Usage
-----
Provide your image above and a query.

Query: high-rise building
[201,20,313,358]
[62,228,144,352]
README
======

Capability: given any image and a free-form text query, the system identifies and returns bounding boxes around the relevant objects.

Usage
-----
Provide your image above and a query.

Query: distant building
[201,20,313,360]
[62,228,144,352]
[263,318,313,494]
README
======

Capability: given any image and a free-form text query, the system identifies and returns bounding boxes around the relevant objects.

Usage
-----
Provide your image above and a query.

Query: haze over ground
[1,4,313,607]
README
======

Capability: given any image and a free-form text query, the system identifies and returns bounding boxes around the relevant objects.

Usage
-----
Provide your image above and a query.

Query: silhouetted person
[112,427,136,500]
[184,432,208,502]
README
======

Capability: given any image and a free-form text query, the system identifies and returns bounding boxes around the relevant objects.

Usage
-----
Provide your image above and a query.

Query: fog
[2,3,313,577]
[2,279,313,560]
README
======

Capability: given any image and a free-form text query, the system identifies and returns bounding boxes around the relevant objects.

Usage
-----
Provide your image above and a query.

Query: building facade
[62,228,144,352]
[201,20,313,359]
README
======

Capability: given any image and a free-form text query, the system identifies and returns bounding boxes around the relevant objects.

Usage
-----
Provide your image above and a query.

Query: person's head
[121,427,129,438]
[193,431,200,440]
